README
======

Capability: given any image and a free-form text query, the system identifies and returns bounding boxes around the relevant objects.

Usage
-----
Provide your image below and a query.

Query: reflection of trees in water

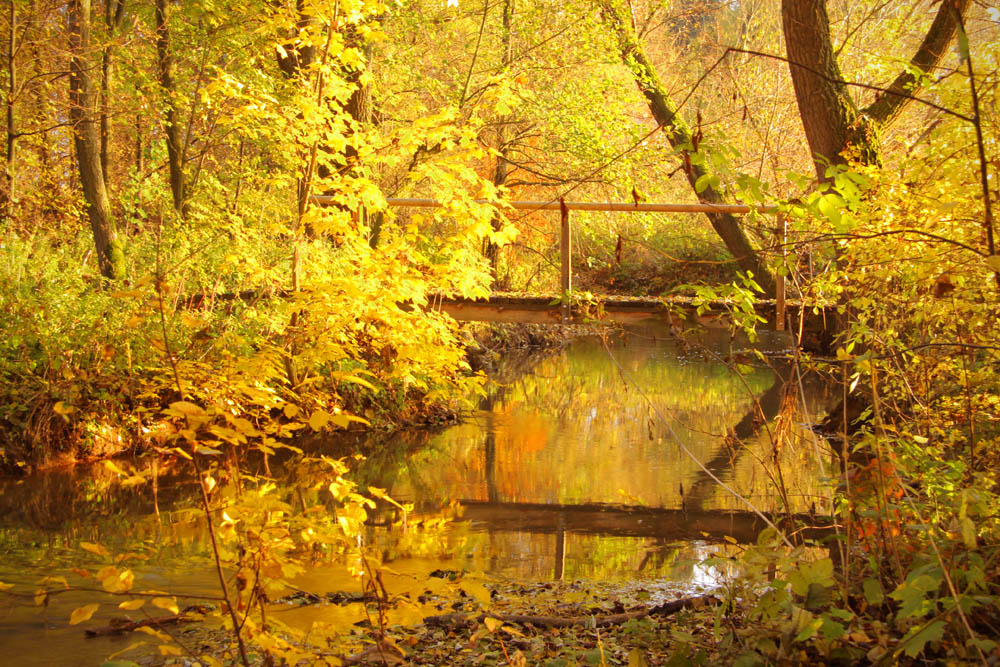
[0,461,199,532]
[683,363,796,512]
[686,366,836,514]
[397,336,784,507]
[385,334,835,519]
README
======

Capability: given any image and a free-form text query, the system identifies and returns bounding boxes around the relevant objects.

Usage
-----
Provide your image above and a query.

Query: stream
[0,326,833,665]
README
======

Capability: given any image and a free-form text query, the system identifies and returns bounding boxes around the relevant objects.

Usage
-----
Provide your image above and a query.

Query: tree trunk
[276,5,375,240]
[781,0,971,176]
[602,1,776,296]
[275,0,317,79]
[3,0,16,224]
[99,0,125,193]
[134,112,143,175]
[69,0,124,280]
[155,0,185,216]
[484,0,515,286]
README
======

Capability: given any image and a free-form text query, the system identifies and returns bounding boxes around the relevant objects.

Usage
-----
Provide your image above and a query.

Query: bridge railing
[311,195,789,329]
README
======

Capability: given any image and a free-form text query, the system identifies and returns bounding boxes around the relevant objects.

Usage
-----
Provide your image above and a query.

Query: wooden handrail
[310,194,791,329]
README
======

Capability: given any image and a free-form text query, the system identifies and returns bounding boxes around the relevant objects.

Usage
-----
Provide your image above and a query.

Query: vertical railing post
[775,213,787,331]
[559,198,572,322]
[554,512,566,581]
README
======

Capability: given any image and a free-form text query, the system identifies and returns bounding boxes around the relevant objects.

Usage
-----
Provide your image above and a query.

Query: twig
[953,10,999,289]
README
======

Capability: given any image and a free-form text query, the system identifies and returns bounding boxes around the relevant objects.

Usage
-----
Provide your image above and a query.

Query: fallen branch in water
[84,614,197,637]
[423,594,720,630]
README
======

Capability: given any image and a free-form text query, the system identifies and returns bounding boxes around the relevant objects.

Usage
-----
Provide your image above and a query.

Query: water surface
[0,327,833,664]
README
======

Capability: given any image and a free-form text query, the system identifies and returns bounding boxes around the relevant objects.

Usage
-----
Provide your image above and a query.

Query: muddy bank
[463,321,600,376]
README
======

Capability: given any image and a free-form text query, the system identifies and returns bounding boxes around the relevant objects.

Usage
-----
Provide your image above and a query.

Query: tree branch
[727,47,971,123]
[863,0,972,126]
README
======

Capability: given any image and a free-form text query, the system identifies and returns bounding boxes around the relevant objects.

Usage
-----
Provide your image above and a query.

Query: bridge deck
[183,289,832,332]
[430,293,830,331]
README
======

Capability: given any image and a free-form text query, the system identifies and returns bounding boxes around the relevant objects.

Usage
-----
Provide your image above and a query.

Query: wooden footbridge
[315,196,830,333]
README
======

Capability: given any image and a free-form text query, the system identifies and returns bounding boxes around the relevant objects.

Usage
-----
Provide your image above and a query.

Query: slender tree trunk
[99,0,125,192]
[100,42,111,188]
[275,4,328,385]
[343,24,371,133]
[155,0,185,216]
[3,0,16,223]
[484,0,515,286]
[69,0,124,279]
[342,22,376,242]
[275,0,317,79]
[134,112,143,174]
[601,1,776,295]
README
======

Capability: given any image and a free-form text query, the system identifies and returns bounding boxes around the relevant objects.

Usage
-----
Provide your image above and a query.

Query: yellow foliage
[69,603,99,625]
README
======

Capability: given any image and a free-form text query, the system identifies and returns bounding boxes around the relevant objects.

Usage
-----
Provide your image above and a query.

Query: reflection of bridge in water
[449,500,832,581]
[455,499,831,543]
[453,359,834,580]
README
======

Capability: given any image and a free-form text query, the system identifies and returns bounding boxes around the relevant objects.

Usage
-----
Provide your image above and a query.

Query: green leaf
[820,617,845,641]
[733,651,764,667]
[167,401,205,417]
[862,578,884,605]
[968,637,999,654]
[817,193,845,230]
[890,570,941,619]
[338,374,377,391]
[694,173,720,194]
[804,582,832,611]
[900,619,945,658]
[960,516,977,549]
[794,616,822,642]
[788,558,834,596]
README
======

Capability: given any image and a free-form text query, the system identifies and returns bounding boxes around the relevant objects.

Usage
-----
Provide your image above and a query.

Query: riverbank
[114,579,722,666]
[464,321,597,375]
[98,570,972,666]
[0,318,590,475]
